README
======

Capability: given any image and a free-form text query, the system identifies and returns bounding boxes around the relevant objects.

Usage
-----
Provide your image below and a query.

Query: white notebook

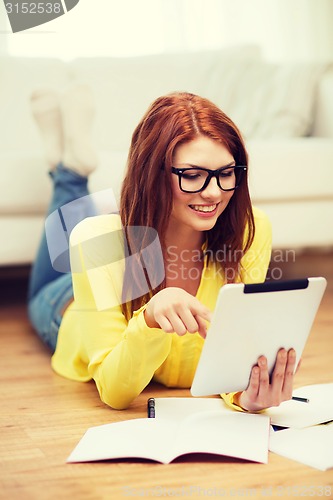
[269,422,333,471]
[67,411,270,465]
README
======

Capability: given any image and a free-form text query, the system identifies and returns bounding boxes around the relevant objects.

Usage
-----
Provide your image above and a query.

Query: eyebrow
[187,161,236,169]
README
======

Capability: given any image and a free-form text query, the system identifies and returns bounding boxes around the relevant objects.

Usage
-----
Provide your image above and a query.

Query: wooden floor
[0,251,332,499]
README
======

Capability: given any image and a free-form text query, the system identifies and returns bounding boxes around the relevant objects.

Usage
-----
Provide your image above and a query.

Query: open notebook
[151,384,333,470]
[67,410,270,464]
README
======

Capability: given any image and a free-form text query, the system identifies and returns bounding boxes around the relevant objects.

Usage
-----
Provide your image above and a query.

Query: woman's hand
[238,348,297,412]
[144,287,212,338]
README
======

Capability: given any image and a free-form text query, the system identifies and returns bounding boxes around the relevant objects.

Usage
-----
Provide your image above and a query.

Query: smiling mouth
[189,203,218,213]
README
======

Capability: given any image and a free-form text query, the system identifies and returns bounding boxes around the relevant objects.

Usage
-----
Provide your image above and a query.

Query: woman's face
[169,136,235,235]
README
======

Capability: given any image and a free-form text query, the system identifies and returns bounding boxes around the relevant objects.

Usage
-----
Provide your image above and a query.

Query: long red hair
[120,92,254,320]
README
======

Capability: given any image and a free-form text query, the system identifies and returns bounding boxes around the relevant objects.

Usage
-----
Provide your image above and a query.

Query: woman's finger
[257,355,270,399]
[282,348,296,399]
[195,315,208,339]
[167,311,189,335]
[154,312,175,333]
[270,348,288,404]
[155,310,187,335]
[175,305,200,334]
[190,301,212,323]
[246,365,260,399]
[238,365,261,411]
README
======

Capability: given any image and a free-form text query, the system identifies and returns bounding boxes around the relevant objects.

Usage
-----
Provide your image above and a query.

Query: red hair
[120,92,254,320]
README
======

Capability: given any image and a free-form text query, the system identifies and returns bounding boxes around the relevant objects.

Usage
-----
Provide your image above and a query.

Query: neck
[165,221,204,257]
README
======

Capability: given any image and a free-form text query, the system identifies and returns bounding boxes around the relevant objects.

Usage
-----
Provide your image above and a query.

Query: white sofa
[1,48,333,266]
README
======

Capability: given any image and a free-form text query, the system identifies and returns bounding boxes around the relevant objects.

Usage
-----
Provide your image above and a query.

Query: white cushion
[69,48,262,151]
[247,63,329,138]
[211,61,329,139]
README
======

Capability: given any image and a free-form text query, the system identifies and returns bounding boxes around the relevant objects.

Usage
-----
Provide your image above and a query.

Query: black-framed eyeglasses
[171,164,247,193]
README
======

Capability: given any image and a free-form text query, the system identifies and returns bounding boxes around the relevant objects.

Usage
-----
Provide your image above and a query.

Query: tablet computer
[191,277,327,397]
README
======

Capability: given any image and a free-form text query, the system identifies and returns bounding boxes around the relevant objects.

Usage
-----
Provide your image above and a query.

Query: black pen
[147,397,155,418]
[292,396,310,403]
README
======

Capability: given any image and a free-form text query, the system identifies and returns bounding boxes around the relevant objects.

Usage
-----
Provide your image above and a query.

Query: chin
[189,209,224,230]
[191,217,220,232]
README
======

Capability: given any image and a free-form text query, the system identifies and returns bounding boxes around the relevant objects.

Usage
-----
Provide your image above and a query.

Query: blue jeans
[28,164,96,352]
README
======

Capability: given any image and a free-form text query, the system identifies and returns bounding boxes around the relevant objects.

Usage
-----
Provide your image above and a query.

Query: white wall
[0,0,332,62]
[0,3,8,56]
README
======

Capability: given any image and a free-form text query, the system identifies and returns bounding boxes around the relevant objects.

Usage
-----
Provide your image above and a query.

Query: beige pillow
[209,60,329,139]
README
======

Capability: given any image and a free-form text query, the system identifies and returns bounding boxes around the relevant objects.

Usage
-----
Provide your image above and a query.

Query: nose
[200,176,222,199]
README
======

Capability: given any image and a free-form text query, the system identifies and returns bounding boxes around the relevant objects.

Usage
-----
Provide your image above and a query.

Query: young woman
[28,87,297,411]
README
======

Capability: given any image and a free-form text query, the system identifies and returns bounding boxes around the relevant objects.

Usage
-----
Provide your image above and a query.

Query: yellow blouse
[52,207,272,410]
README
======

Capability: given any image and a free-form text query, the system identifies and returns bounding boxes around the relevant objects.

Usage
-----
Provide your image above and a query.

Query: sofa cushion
[69,47,261,151]
[208,61,329,139]
[247,62,330,138]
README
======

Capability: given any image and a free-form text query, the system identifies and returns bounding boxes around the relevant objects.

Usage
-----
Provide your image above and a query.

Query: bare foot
[31,88,63,170]
[61,84,99,177]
